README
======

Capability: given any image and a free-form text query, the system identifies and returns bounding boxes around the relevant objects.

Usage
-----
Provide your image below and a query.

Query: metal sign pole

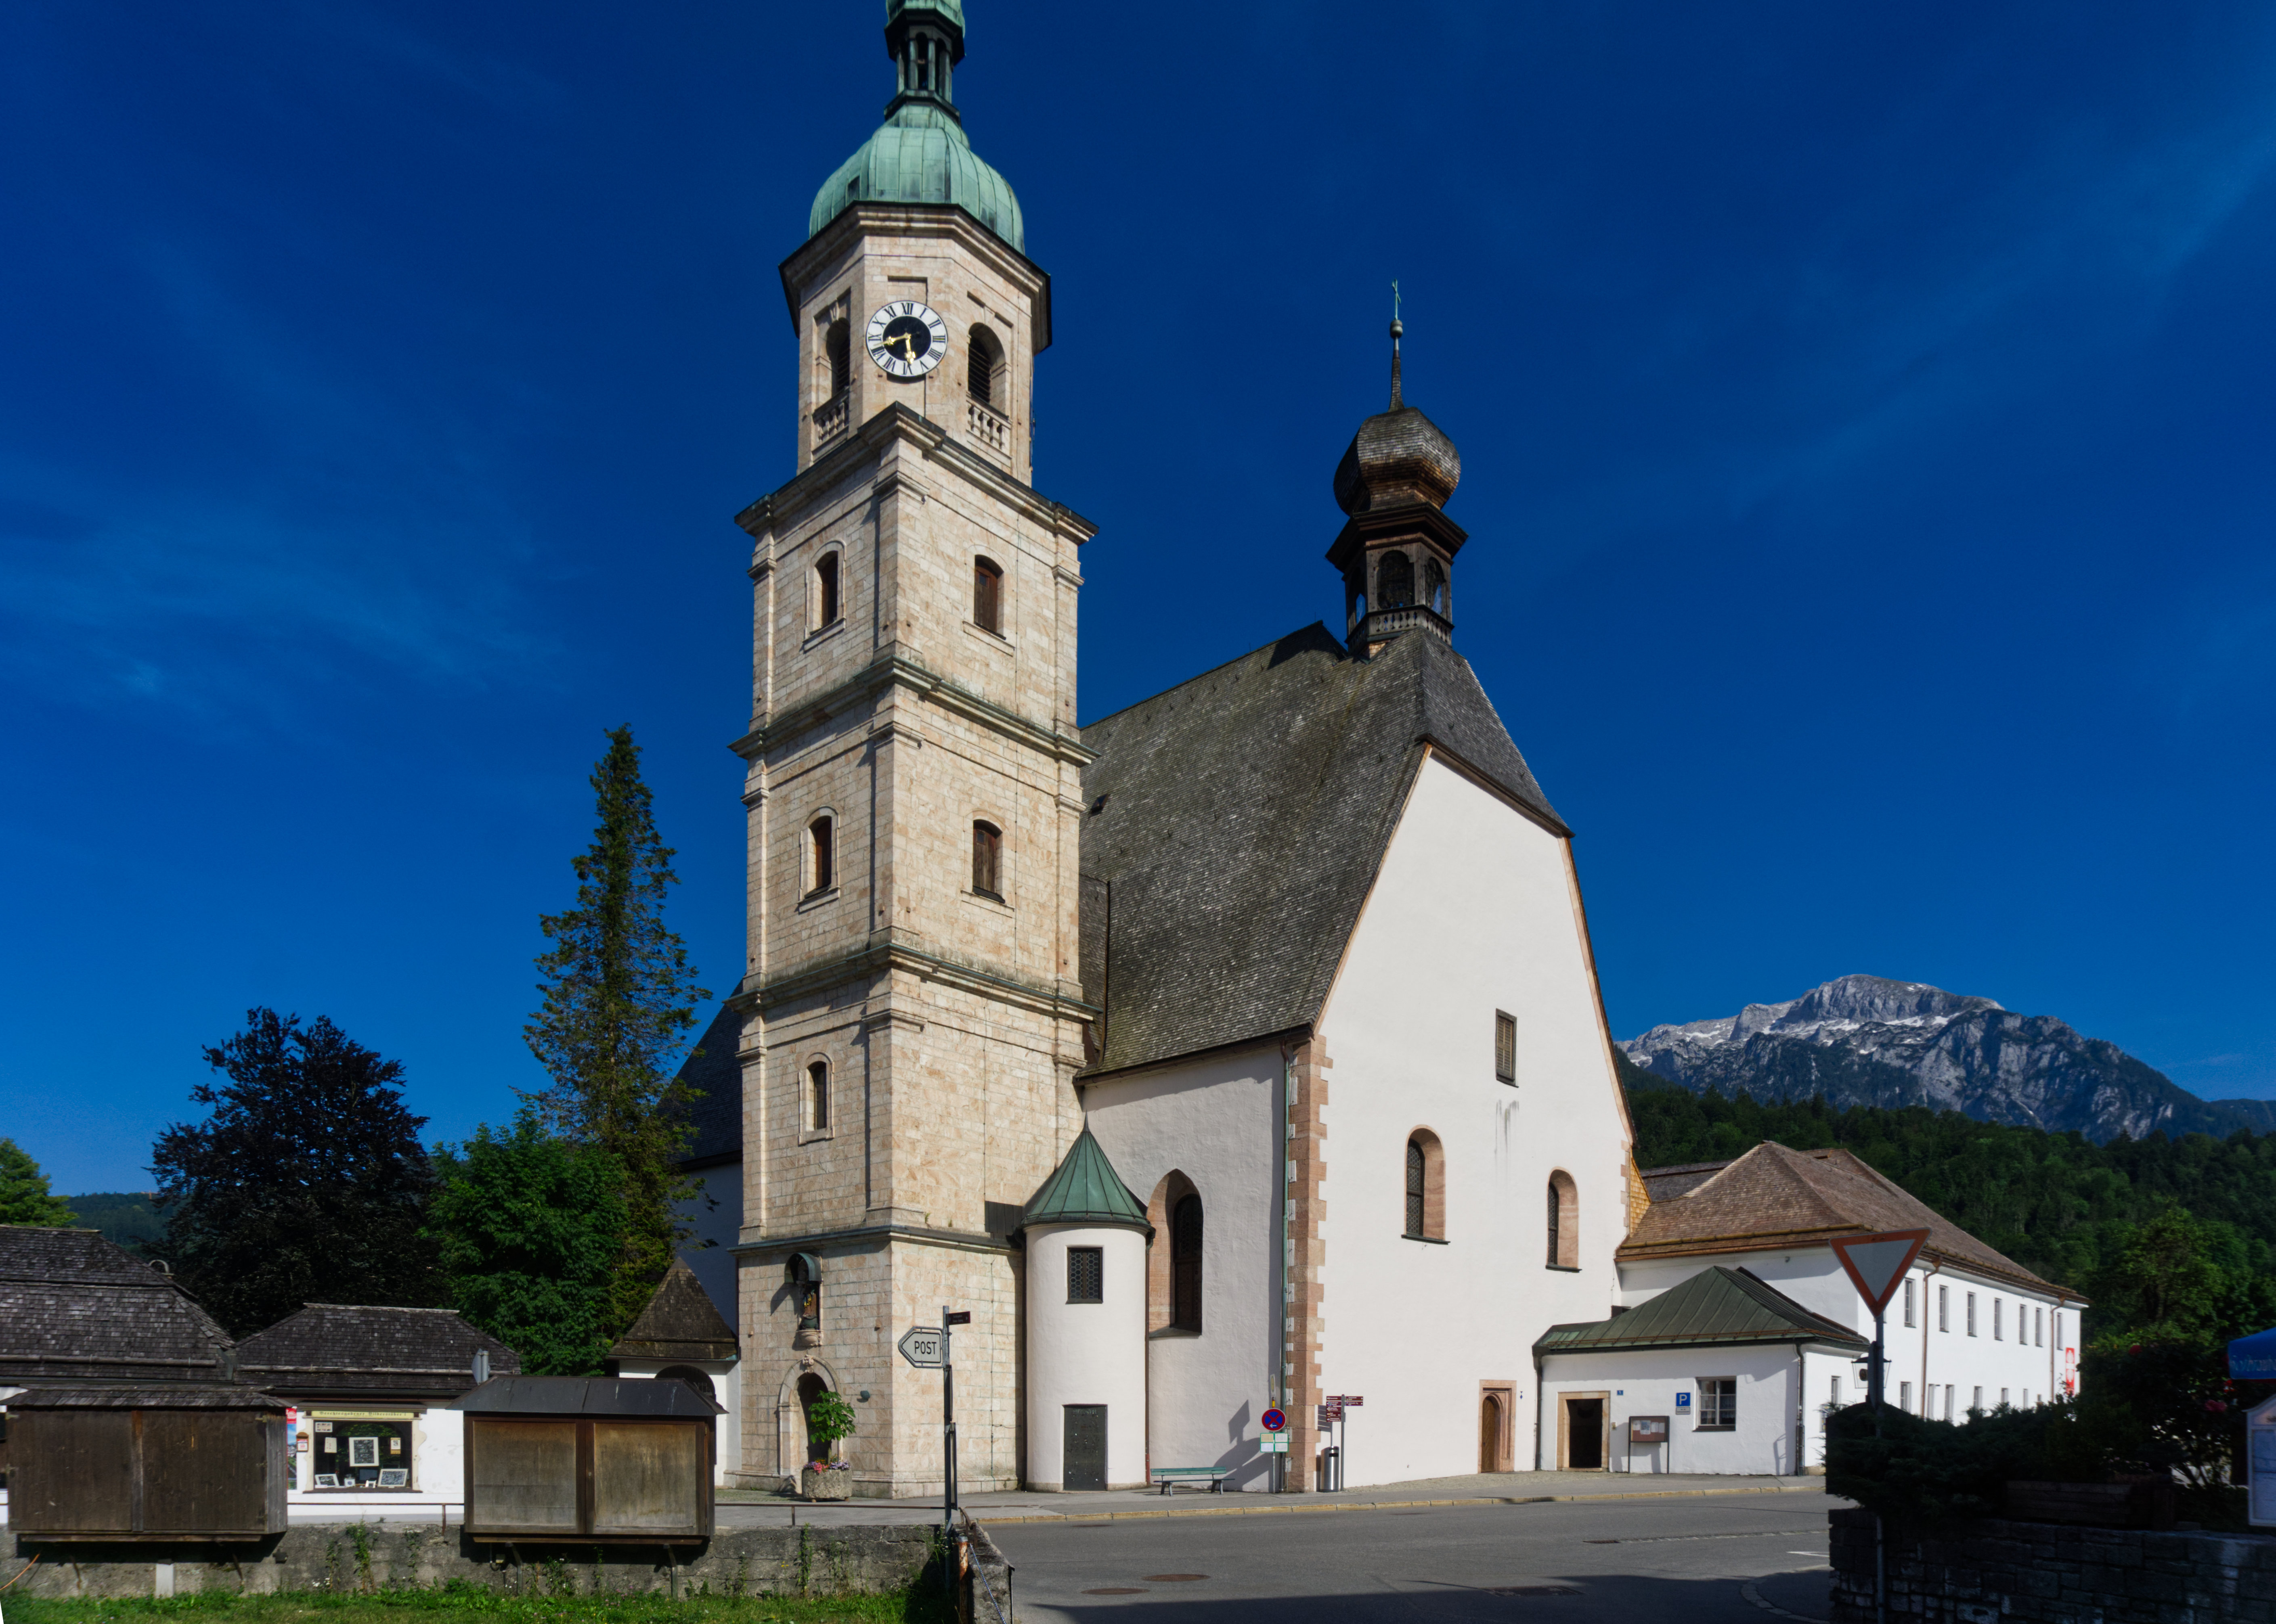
[941,1305,958,1556]
[1872,1303,1887,1624]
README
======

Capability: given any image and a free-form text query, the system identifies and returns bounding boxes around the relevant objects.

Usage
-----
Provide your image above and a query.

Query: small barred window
[1067,1246,1102,1304]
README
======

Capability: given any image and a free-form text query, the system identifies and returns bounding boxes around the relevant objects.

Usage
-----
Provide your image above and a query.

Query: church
[664,0,2078,1498]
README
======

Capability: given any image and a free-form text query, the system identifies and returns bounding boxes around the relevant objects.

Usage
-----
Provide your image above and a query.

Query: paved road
[987,1489,1842,1624]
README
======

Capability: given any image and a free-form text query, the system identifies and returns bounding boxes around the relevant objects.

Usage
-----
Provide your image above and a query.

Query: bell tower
[1328,320,1467,656]
[728,0,1096,1498]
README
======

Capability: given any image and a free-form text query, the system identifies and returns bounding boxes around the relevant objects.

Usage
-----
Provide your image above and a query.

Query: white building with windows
[1536,1142,2085,1474]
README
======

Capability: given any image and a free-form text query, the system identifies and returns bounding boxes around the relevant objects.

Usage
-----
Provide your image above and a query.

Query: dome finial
[1389,279,1404,409]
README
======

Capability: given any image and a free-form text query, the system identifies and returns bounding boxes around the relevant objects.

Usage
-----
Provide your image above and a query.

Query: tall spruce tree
[0,1137,77,1226]
[525,726,708,1336]
[150,1009,440,1335]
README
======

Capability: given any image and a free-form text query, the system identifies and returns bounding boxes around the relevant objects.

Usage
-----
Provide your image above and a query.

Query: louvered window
[1494,1011,1517,1084]
[1377,549,1414,609]
[973,556,1002,633]
[1067,1246,1102,1304]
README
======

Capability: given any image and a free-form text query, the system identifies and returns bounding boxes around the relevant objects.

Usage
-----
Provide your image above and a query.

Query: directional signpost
[899,1309,972,1582]
[1829,1228,1929,1624]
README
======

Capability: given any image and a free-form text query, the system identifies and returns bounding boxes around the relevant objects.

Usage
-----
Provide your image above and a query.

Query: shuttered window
[972,822,1002,898]
[973,557,1002,633]
[1494,1011,1517,1084]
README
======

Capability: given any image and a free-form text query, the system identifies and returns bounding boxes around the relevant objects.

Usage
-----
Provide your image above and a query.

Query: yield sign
[1830,1228,1930,1316]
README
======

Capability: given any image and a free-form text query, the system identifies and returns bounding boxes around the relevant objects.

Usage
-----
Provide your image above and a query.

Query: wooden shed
[459,1376,717,1544]
[7,1385,288,1541]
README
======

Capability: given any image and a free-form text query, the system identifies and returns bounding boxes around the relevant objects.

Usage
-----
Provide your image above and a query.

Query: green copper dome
[1021,1128,1149,1233]
[807,0,1024,253]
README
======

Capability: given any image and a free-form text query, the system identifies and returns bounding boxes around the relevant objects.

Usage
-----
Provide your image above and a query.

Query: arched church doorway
[1479,1393,1503,1473]
[796,1373,832,1465]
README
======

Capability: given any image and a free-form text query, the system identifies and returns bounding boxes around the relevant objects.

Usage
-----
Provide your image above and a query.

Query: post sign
[1318,1401,1341,1426]
[1628,1415,1668,1444]
[1261,1408,1287,1433]
[1830,1228,1930,1315]
[898,1326,947,1368]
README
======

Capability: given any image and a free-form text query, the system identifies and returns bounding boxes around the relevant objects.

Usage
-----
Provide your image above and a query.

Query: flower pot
[801,1464,851,1501]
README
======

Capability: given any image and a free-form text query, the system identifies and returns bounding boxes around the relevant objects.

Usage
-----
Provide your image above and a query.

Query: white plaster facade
[1021,1223,1146,1490]
[1537,1346,1840,1476]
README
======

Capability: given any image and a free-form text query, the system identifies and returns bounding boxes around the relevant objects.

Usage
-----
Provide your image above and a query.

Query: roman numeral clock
[866,300,949,380]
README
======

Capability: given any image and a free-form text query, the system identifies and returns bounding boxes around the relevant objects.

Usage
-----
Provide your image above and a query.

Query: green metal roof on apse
[1534,1267,1868,1357]
[1022,1128,1150,1232]
[809,100,1024,254]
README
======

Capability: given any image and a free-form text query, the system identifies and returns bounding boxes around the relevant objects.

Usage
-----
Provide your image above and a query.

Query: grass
[6,1584,957,1624]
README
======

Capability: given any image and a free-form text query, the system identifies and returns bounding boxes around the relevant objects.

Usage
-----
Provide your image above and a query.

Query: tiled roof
[674,1003,743,1170]
[1536,1266,1868,1356]
[1077,622,1561,1076]
[609,1261,738,1364]
[1624,1142,2075,1298]
[1021,1128,1149,1232]
[1637,1161,1731,1204]
[235,1304,520,1399]
[0,1225,236,1387]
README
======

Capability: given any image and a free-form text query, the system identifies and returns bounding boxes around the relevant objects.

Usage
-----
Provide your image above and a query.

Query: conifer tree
[0,1137,77,1226]
[149,1009,439,1335]
[524,726,708,1336]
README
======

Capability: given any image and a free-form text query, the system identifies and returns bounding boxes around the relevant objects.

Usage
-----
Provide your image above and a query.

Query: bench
[1149,1467,1234,1495]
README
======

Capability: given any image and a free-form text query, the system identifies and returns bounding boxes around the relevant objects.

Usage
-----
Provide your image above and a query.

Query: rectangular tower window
[973,556,1002,634]
[1067,1246,1102,1304]
[972,821,1003,899]
[808,817,835,896]
[815,553,841,628]
[1494,1011,1517,1084]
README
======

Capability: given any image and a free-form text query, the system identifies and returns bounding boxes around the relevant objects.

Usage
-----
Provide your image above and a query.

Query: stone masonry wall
[3,1524,938,1601]
[1829,1506,2276,1624]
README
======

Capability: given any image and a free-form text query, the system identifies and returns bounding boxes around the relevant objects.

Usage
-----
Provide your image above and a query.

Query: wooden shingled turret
[609,1259,738,1365]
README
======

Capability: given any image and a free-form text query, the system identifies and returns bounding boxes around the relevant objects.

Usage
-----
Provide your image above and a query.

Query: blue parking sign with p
[1675,1392,1691,1410]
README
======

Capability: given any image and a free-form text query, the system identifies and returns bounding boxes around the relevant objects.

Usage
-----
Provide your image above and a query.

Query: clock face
[866,300,949,379]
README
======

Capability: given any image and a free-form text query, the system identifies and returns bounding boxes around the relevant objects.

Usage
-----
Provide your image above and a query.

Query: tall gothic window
[973,556,1002,633]
[1377,550,1414,609]
[1170,1194,1203,1331]
[1547,1170,1578,1267]
[968,324,1004,410]
[971,821,1002,898]
[807,1059,830,1131]
[807,816,835,896]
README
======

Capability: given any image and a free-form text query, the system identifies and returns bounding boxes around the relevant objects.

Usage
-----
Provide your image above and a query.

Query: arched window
[973,555,1002,634]
[1547,1170,1579,1268]
[1171,1193,1203,1332]
[658,1365,716,1403]
[968,324,1004,409]
[814,552,841,629]
[971,820,1002,898]
[807,1059,830,1131]
[1404,1141,1426,1237]
[807,816,834,896]
[1377,550,1414,609]
[1424,557,1447,615]
[825,320,850,398]
[1404,1130,1444,1241]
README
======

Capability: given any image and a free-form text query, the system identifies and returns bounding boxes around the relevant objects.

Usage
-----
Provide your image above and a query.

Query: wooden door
[1479,1394,1503,1473]
[1063,1405,1107,1492]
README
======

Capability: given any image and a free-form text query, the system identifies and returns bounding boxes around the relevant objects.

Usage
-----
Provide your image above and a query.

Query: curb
[971,1481,1828,1526]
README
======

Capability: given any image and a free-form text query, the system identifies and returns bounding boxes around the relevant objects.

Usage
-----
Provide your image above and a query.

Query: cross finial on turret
[1388,280,1405,411]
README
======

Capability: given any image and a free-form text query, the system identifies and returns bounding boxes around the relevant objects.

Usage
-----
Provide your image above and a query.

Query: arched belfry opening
[1329,316,1465,656]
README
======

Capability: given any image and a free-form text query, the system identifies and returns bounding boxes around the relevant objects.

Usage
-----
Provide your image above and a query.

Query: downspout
[1794,1342,1805,1475]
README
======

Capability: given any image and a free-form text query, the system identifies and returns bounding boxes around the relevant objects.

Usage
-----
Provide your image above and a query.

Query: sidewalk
[713,1470,1828,1529]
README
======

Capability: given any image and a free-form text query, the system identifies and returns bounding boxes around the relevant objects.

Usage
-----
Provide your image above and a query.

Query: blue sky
[5,2,2275,1195]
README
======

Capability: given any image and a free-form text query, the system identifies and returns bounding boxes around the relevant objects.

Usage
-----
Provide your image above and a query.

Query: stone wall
[1830,1505,2276,1624]
[2,1523,939,1601]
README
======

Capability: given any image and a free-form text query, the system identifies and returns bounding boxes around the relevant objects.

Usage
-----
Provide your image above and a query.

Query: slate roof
[1021,1128,1150,1233]
[1624,1142,2077,1298]
[235,1304,520,1400]
[459,1375,721,1418]
[1536,1266,1869,1357]
[609,1260,739,1364]
[0,1224,236,1388]
[1077,622,1561,1076]
[674,1002,743,1170]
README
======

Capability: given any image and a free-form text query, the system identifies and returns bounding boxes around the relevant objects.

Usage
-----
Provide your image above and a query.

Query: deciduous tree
[149,1009,439,1335]
[0,1138,76,1226]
